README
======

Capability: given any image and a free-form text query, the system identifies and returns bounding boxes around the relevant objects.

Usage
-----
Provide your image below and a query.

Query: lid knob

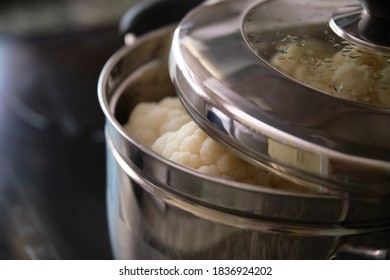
[360,0,390,21]
[358,0,390,46]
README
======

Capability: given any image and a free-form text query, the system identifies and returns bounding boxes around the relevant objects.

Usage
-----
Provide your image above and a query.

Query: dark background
[0,0,139,259]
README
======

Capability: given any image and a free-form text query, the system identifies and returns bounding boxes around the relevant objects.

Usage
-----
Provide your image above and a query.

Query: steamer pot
[98,0,390,259]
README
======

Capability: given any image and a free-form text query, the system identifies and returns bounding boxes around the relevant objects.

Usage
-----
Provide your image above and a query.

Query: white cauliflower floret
[152,121,270,184]
[125,97,305,191]
[123,97,191,147]
[271,40,390,107]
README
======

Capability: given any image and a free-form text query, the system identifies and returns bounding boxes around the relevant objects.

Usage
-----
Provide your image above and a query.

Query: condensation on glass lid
[242,1,390,108]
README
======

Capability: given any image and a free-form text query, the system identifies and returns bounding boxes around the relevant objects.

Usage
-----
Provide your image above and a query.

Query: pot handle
[119,0,205,38]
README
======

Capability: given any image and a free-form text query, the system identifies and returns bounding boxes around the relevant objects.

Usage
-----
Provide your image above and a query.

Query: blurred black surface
[0,24,123,259]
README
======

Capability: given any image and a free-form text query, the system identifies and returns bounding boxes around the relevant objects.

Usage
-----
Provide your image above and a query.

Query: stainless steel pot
[98,0,390,259]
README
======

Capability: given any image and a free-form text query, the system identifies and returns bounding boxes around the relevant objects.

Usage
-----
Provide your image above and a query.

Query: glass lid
[169,0,390,196]
[244,0,390,108]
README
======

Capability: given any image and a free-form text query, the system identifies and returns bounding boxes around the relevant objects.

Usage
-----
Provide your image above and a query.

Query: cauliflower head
[125,97,305,191]
[124,97,191,147]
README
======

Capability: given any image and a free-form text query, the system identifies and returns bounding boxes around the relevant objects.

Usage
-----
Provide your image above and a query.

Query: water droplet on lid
[323,58,333,63]
[296,40,306,47]
[287,35,298,40]
[276,45,289,53]
[372,72,383,79]
[276,31,285,36]
[348,52,361,59]
[334,81,344,91]
[302,50,314,56]
[387,58,390,64]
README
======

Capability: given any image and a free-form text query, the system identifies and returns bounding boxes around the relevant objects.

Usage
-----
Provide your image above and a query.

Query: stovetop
[0,24,124,259]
